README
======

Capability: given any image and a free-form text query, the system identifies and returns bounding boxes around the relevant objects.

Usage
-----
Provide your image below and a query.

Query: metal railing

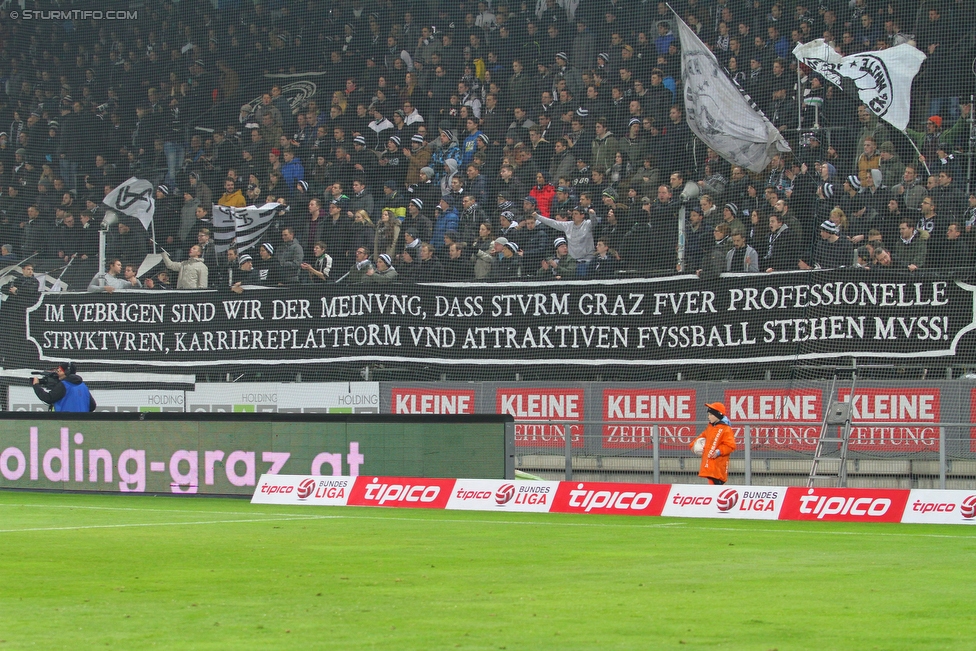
[513,420,976,489]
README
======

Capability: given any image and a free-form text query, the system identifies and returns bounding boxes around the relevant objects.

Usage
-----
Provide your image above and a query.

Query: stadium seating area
[0,0,974,294]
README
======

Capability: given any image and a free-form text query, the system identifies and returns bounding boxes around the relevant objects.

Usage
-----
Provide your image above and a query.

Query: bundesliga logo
[495,484,515,505]
[296,478,316,500]
[717,489,739,512]
[961,495,976,519]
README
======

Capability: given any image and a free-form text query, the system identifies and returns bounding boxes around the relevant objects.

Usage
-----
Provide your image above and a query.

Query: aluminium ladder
[807,370,857,487]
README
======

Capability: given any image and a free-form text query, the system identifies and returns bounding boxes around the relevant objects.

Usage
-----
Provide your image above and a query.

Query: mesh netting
[0,2,975,489]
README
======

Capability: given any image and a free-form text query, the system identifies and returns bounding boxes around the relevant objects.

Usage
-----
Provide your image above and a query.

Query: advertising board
[724,389,822,451]
[661,484,786,519]
[252,474,353,506]
[901,489,976,524]
[8,387,185,412]
[602,388,696,450]
[447,479,560,512]
[0,414,510,495]
[185,382,379,413]
[346,476,456,509]
[7,384,380,414]
[249,478,975,526]
[497,387,585,448]
[779,486,909,522]
[838,387,940,451]
[391,388,476,415]
[549,481,669,516]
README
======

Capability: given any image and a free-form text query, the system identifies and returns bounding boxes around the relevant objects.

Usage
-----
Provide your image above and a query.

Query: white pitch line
[263,512,976,539]
[2,503,974,539]
[240,514,695,529]
[0,503,323,518]
[0,502,688,530]
[0,515,343,534]
[667,524,976,539]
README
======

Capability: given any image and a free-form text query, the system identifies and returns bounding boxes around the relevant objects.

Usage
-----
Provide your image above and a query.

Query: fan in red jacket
[690,402,737,485]
[529,171,556,217]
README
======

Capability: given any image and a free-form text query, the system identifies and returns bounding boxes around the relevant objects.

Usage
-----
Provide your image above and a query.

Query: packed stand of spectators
[0,0,974,293]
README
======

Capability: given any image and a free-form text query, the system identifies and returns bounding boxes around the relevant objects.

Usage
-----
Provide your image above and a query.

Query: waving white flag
[792,40,925,132]
[102,177,155,230]
[674,12,790,173]
[212,203,280,253]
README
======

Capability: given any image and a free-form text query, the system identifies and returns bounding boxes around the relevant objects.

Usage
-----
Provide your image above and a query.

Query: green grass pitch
[1,490,973,650]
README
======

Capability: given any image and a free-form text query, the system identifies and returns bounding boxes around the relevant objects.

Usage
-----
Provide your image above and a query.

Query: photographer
[32,362,97,412]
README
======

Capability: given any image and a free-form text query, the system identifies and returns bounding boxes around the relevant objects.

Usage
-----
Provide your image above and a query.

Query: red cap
[271,148,281,156]
[705,402,726,416]
[928,115,942,128]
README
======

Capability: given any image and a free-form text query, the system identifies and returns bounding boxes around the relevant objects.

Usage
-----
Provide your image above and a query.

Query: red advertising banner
[496,388,584,448]
[724,389,823,451]
[779,487,909,523]
[838,387,940,451]
[550,481,669,516]
[391,388,476,415]
[601,388,696,449]
[346,476,456,509]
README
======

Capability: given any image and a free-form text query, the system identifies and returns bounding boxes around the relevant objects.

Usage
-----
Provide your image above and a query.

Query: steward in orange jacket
[691,402,737,485]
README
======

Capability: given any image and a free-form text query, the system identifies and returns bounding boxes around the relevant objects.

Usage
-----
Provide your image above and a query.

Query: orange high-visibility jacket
[691,420,737,482]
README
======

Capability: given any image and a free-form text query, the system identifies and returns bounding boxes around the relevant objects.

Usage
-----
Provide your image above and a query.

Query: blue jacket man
[432,196,460,255]
[461,118,484,167]
[280,150,306,194]
[32,362,97,412]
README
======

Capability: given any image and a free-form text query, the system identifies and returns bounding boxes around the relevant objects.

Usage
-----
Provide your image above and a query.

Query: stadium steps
[517,471,974,489]
[948,461,976,476]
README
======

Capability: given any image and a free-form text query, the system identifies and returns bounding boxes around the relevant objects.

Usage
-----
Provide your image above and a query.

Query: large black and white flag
[792,40,925,132]
[212,203,280,253]
[103,177,155,230]
[673,13,791,173]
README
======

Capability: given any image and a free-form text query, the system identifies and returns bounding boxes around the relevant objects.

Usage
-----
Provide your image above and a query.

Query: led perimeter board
[0,412,514,496]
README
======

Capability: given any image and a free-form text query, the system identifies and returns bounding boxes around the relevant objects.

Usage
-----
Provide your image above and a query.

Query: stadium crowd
[0,0,974,296]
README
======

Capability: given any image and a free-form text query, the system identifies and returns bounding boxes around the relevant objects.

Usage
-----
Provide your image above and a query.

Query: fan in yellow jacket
[217,178,247,207]
[690,402,737,485]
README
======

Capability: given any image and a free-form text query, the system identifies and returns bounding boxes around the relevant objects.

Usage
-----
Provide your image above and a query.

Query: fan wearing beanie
[690,402,736,485]
[806,219,855,270]
[365,253,398,284]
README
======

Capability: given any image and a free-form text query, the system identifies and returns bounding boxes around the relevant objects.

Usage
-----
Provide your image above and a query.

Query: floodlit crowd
[0,0,974,298]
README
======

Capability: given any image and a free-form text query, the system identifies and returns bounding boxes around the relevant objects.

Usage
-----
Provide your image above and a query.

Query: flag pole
[668,0,686,275]
[796,66,803,134]
[967,92,974,196]
[902,132,932,177]
[50,255,76,291]
[0,253,40,282]
[147,239,173,258]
